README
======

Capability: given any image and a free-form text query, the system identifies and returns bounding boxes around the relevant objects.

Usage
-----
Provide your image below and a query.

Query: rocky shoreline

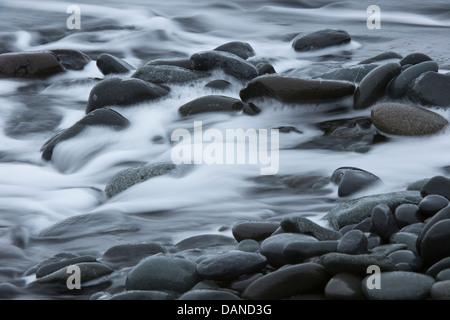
[1,28,450,300]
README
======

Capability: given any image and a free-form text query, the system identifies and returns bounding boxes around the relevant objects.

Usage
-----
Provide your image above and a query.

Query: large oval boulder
[86,77,170,113]
[292,29,351,52]
[239,75,355,104]
[371,103,448,136]
[0,51,66,78]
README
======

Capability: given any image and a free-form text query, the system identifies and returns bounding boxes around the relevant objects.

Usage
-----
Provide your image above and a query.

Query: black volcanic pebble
[416,206,450,255]
[86,77,169,113]
[354,63,402,110]
[280,216,342,240]
[232,221,279,242]
[41,108,130,161]
[196,251,267,281]
[292,29,351,52]
[205,79,232,90]
[330,167,380,197]
[426,257,450,278]
[283,240,338,264]
[419,195,449,217]
[320,253,396,275]
[324,273,366,300]
[260,233,318,267]
[242,262,330,300]
[96,53,134,75]
[370,204,399,241]
[394,204,424,228]
[408,72,450,107]
[337,230,368,254]
[420,219,450,266]
[400,53,432,66]
[388,250,423,272]
[420,176,450,200]
[213,41,256,60]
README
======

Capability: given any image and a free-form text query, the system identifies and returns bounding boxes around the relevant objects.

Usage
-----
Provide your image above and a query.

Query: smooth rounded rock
[213,41,256,60]
[96,53,134,75]
[86,78,170,113]
[242,263,330,300]
[41,108,130,161]
[419,195,449,217]
[324,273,365,300]
[292,29,351,52]
[420,176,450,200]
[394,204,424,228]
[178,95,250,116]
[239,75,355,104]
[190,50,258,80]
[324,191,423,230]
[132,64,208,84]
[337,230,368,254]
[436,269,450,281]
[390,232,419,253]
[362,271,435,300]
[175,234,237,251]
[36,255,97,278]
[426,257,450,278]
[330,167,380,197]
[320,253,396,275]
[371,103,448,136]
[236,239,260,252]
[359,52,402,65]
[388,61,439,98]
[431,280,450,300]
[50,49,91,70]
[280,216,342,240]
[283,240,338,263]
[196,251,267,281]
[102,242,167,266]
[232,221,279,242]
[370,204,399,241]
[408,71,450,107]
[260,233,318,267]
[388,250,423,271]
[0,51,66,78]
[416,205,450,254]
[421,219,450,266]
[400,53,432,66]
[126,255,200,292]
[354,62,402,109]
[205,79,232,90]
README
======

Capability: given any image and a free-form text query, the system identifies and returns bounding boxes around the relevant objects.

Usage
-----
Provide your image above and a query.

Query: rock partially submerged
[371,103,448,136]
[239,75,355,104]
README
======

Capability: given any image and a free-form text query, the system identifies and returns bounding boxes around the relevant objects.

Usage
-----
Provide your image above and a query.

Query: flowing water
[0,0,450,299]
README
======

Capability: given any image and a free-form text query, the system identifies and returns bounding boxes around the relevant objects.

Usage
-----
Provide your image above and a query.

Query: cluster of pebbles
[1,28,450,300]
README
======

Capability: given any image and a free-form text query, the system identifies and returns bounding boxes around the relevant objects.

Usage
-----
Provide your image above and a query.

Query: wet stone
[260,233,318,267]
[420,219,450,266]
[283,240,338,264]
[96,53,134,75]
[426,257,450,278]
[371,103,448,136]
[213,41,256,60]
[292,29,351,52]
[196,251,267,281]
[125,254,200,293]
[408,71,450,107]
[0,51,66,78]
[337,230,368,254]
[353,62,402,110]
[419,195,449,217]
[179,289,241,300]
[362,271,434,300]
[280,216,342,241]
[400,53,433,66]
[420,176,450,200]
[394,204,424,229]
[324,273,365,300]
[320,252,396,275]
[388,250,423,272]
[436,269,450,281]
[242,263,330,300]
[430,280,450,300]
[330,167,380,197]
[102,242,167,266]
